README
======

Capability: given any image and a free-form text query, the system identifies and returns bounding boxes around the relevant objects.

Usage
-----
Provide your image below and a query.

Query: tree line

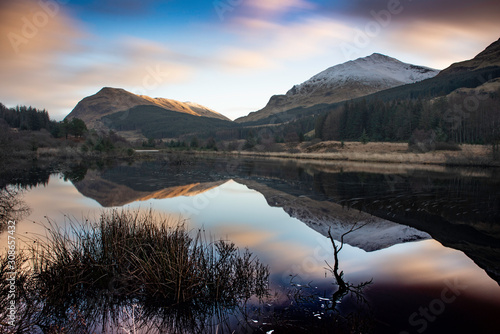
[0,103,87,139]
[0,103,53,131]
[315,90,500,146]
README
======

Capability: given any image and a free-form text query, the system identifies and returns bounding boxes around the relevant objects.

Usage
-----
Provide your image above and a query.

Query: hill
[438,38,500,75]
[101,105,236,139]
[66,87,230,130]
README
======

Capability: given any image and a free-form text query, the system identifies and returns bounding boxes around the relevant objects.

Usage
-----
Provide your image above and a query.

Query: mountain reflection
[60,156,500,285]
[2,156,500,332]
[252,224,374,333]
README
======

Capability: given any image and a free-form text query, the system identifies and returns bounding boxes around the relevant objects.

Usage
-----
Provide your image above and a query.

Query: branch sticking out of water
[327,223,373,307]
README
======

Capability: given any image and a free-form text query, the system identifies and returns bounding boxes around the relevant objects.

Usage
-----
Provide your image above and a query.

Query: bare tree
[326,223,373,308]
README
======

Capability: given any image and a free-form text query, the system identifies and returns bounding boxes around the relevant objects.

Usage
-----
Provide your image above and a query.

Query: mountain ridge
[438,38,500,76]
[66,87,230,129]
[235,53,439,124]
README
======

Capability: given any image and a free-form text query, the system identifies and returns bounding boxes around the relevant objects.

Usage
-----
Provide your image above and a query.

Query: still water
[1,155,500,333]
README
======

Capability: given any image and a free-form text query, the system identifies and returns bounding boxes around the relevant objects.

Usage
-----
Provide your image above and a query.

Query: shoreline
[182,142,500,168]
[7,142,500,168]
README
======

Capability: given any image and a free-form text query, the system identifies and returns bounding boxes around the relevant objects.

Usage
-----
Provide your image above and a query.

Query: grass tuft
[1,209,269,333]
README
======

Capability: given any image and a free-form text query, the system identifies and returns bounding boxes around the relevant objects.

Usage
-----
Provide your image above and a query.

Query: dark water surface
[1,155,500,333]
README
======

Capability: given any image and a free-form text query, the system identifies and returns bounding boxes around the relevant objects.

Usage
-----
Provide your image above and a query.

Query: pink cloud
[380,20,500,69]
[217,16,353,71]
[245,0,316,17]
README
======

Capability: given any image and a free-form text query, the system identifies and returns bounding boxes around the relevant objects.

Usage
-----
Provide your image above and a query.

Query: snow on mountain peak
[287,54,439,97]
[236,53,439,124]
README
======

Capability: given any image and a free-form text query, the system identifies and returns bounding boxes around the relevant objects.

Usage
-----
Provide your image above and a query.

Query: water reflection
[1,156,500,332]
[8,156,500,285]
[0,161,53,189]
[0,210,381,334]
[326,226,373,305]
[0,187,31,232]
[3,210,269,333]
[249,224,374,333]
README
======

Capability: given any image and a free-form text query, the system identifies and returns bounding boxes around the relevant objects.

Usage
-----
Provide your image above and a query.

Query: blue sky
[1,0,499,120]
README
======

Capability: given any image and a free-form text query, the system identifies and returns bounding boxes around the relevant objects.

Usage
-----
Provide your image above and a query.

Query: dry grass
[1,209,269,333]
[223,141,499,167]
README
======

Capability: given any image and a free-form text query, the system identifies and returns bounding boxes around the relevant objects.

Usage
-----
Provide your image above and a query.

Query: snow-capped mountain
[236,53,439,123]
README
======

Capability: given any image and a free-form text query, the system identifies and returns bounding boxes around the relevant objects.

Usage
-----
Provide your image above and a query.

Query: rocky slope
[236,53,439,124]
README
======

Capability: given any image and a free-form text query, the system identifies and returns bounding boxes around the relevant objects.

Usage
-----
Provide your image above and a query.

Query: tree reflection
[1,207,375,333]
[0,187,31,232]
[326,225,373,307]
[249,223,374,334]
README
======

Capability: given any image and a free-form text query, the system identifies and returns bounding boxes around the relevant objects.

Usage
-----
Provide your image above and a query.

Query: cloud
[219,48,275,70]
[217,16,353,71]
[380,20,499,69]
[212,0,356,71]
[0,0,89,114]
[0,0,195,119]
[73,0,165,16]
[309,0,500,67]
[244,0,315,17]
[328,0,500,24]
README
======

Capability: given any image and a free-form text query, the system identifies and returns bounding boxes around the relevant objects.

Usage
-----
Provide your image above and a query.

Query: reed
[1,209,269,333]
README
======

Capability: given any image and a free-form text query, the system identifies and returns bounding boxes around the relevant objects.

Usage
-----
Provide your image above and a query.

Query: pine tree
[360,129,369,145]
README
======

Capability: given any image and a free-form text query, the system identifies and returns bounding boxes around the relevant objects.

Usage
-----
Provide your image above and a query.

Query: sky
[0,0,499,121]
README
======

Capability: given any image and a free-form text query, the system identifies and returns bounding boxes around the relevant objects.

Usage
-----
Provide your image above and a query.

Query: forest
[0,103,87,139]
[315,90,500,146]
[0,103,54,132]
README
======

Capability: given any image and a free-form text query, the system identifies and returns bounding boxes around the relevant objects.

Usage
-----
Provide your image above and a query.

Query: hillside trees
[315,90,500,146]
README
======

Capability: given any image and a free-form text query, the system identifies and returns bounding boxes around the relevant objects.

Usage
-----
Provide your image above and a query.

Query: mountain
[101,105,236,139]
[438,38,500,76]
[312,38,500,144]
[235,53,439,124]
[66,87,230,129]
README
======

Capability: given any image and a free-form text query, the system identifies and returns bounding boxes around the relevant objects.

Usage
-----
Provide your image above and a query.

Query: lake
[1,154,500,333]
